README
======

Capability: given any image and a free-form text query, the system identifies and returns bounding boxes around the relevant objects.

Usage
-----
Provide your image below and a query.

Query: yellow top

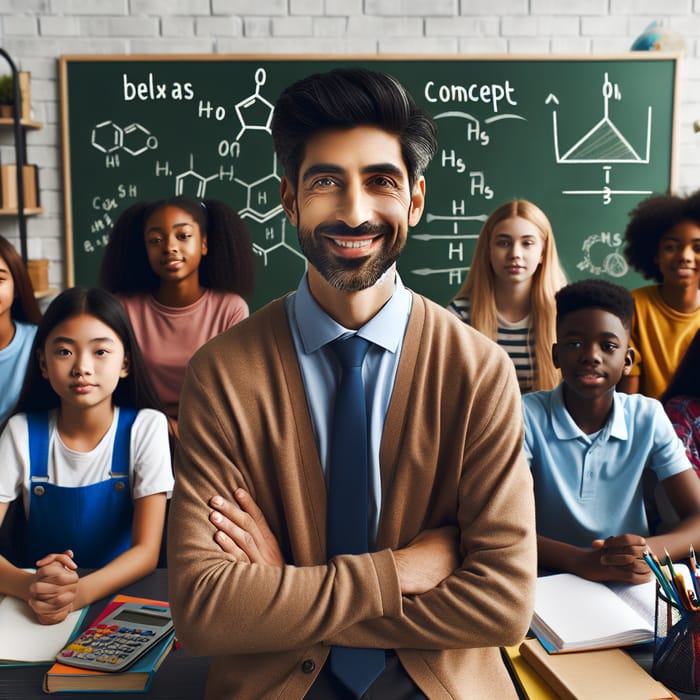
[628,285,700,399]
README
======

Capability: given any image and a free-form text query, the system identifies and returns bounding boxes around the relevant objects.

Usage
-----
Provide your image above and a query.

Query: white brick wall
[0,4,697,290]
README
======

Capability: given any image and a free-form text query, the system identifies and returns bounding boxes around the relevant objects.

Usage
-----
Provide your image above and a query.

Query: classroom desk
[0,569,211,699]
[3,574,695,700]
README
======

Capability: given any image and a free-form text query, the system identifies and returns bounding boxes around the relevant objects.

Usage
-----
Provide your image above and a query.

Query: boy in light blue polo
[523,279,700,584]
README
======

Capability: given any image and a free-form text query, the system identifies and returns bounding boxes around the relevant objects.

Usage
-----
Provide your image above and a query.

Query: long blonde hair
[452,199,567,391]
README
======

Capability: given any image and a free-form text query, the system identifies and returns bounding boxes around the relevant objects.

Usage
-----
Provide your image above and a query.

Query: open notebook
[0,593,86,665]
[531,573,656,653]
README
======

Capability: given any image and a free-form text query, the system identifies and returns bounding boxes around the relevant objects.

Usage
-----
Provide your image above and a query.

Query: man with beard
[167,68,536,700]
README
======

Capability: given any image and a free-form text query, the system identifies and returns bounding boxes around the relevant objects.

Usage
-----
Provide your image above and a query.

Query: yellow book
[503,642,559,700]
[519,638,678,700]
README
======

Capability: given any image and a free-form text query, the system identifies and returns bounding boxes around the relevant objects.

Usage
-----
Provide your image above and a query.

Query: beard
[297,221,405,292]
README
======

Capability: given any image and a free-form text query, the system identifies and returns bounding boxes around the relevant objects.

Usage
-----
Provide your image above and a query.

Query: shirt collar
[293,271,411,355]
[550,382,628,442]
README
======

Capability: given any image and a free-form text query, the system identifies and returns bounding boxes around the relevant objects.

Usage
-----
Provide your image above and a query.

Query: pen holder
[652,584,700,694]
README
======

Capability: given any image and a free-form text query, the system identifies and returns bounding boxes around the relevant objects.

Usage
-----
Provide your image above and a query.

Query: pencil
[689,545,700,598]
[643,550,684,613]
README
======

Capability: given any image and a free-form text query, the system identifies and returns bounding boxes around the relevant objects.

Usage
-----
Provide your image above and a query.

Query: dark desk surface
[2,572,695,700]
[0,569,210,699]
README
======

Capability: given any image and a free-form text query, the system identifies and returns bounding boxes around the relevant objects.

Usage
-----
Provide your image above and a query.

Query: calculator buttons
[57,603,173,672]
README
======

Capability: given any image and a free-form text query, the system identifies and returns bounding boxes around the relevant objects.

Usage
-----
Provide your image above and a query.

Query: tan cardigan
[168,293,536,699]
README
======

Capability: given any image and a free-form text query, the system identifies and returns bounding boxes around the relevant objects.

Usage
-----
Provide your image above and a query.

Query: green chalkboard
[59,54,679,310]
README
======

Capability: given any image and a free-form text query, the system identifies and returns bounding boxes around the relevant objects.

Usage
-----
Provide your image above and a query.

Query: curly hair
[99,196,255,297]
[271,67,437,193]
[623,190,700,282]
[555,278,634,330]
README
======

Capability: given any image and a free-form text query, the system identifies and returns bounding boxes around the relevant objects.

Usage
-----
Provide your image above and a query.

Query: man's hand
[577,534,652,584]
[28,550,79,624]
[210,494,460,593]
[209,490,285,566]
[393,526,460,595]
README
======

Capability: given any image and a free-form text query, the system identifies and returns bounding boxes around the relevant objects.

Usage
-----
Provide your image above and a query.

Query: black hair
[0,235,42,324]
[661,329,700,404]
[271,67,437,192]
[623,189,700,283]
[555,279,634,329]
[11,287,165,416]
[99,196,255,297]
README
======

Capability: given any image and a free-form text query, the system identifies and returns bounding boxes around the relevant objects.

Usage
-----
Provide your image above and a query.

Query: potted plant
[0,74,15,118]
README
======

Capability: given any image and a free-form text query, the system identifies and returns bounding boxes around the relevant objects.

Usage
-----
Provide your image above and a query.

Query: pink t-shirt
[119,290,249,419]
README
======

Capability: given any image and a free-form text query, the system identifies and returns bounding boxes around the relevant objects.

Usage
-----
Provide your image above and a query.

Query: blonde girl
[448,199,567,392]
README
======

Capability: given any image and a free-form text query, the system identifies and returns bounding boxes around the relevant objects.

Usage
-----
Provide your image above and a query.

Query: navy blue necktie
[327,336,386,698]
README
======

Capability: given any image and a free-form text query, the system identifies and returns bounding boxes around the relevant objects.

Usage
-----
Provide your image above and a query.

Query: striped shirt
[448,297,536,393]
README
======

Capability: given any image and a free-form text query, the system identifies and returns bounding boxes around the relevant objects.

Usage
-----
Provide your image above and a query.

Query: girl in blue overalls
[0,288,173,625]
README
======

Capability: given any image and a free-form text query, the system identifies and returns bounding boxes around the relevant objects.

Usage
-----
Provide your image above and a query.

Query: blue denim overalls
[25,407,137,568]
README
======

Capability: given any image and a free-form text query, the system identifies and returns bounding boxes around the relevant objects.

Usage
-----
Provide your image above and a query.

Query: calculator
[56,602,174,672]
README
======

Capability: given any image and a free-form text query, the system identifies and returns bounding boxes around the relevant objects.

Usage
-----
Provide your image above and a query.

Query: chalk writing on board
[61,55,678,305]
[174,153,228,199]
[91,120,158,164]
[551,72,654,206]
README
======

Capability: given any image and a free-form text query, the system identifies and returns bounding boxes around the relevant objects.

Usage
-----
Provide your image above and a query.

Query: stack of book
[43,594,175,694]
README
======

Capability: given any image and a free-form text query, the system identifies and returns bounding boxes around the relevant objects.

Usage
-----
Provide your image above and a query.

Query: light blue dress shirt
[285,272,411,544]
[522,383,691,548]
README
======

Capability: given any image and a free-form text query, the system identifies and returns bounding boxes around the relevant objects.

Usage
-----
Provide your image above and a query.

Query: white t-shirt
[0,407,173,516]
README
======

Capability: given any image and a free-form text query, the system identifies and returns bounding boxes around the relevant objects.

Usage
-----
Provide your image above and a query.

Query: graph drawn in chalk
[562,165,652,205]
[551,72,652,164]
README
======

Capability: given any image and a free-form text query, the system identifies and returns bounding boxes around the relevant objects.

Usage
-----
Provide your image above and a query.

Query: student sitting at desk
[523,279,700,583]
[0,288,173,624]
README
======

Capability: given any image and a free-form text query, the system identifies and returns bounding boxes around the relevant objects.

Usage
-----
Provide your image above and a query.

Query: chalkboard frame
[59,53,681,302]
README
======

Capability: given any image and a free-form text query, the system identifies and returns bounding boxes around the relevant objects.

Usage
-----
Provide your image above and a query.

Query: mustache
[315,221,393,238]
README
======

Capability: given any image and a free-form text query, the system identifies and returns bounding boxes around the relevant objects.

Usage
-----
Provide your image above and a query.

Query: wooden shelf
[34,287,57,300]
[0,207,43,216]
[0,117,42,129]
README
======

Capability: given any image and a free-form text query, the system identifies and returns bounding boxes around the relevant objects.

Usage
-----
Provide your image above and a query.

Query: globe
[630,22,686,52]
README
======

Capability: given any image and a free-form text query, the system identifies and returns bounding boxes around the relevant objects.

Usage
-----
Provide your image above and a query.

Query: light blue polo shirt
[0,321,37,424]
[522,384,691,548]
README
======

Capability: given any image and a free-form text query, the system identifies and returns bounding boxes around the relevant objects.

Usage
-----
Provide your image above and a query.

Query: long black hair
[12,287,165,415]
[0,235,42,324]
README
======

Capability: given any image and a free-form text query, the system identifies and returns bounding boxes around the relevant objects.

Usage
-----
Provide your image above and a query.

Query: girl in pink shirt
[100,197,255,436]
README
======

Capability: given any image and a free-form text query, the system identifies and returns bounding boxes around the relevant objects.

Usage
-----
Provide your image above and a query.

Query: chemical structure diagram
[231,69,285,226]
[410,202,487,286]
[173,153,234,199]
[91,121,158,167]
[153,69,289,241]
[252,215,306,269]
[232,68,302,270]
